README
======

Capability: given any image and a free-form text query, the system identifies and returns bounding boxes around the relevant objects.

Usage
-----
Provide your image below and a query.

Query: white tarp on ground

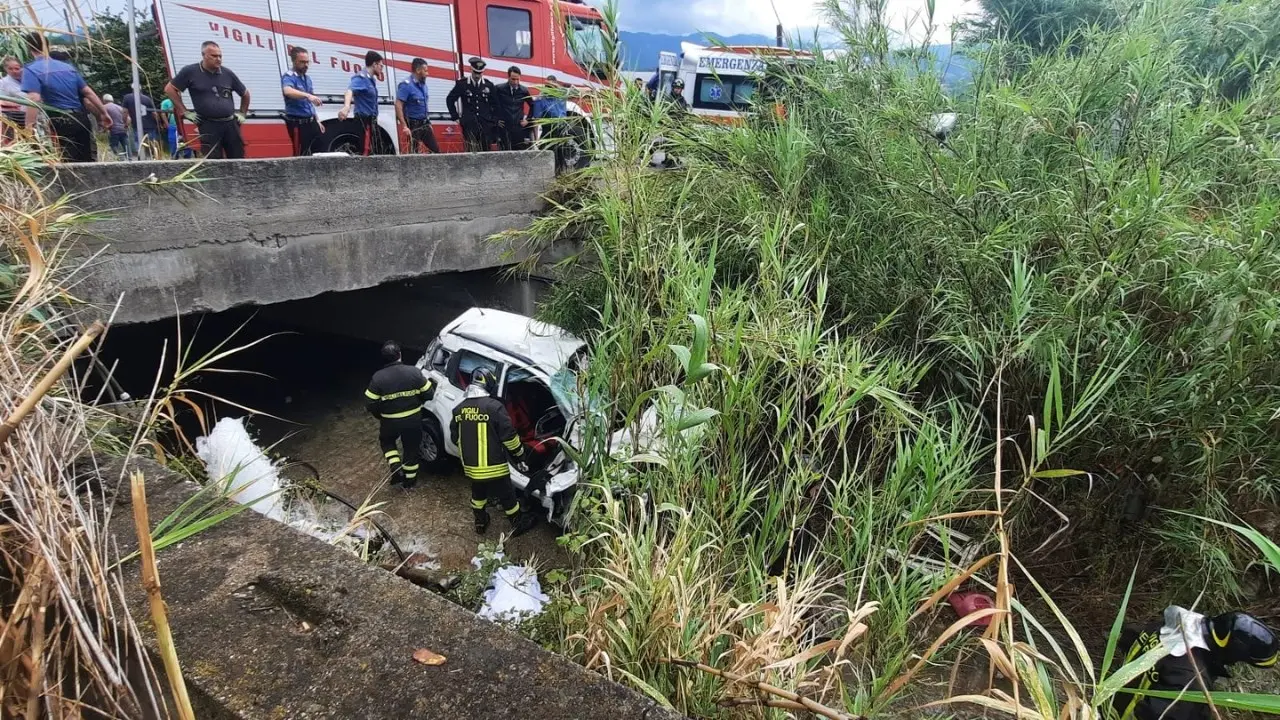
[196,417,284,520]
[478,565,549,624]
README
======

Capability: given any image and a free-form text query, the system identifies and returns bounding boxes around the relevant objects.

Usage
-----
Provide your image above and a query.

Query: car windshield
[566,16,608,77]
[550,367,586,417]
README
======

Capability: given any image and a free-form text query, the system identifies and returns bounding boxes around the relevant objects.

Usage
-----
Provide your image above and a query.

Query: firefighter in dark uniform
[450,367,537,536]
[446,56,499,152]
[365,341,435,489]
[1110,606,1277,720]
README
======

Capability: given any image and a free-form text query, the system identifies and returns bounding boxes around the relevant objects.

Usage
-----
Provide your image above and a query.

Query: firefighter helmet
[672,78,685,90]
[1208,612,1278,668]
[471,367,499,396]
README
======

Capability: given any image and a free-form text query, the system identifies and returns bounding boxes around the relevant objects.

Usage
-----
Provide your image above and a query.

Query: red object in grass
[947,591,995,628]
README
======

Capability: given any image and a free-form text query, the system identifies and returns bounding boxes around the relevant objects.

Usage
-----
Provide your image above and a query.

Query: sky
[25,0,976,42]
[614,0,975,41]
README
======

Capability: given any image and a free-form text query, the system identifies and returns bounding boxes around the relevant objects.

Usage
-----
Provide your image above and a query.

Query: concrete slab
[58,153,556,324]
[107,460,682,720]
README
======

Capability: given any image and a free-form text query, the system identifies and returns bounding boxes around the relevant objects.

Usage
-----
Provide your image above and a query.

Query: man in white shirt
[0,56,25,142]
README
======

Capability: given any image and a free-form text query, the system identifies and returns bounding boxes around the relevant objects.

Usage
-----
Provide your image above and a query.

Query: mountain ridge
[619,31,777,70]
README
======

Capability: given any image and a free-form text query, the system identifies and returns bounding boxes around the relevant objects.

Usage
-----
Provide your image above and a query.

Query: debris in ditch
[381,563,461,593]
[197,417,285,520]
[412,648,447,666]
[479,565,549,624]
[946,591,994,629]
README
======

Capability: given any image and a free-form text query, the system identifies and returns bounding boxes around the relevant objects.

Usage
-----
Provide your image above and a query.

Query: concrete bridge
[108,459,681,720]
[60,152,556,325]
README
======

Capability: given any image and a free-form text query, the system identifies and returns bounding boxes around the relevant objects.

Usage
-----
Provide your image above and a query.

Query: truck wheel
[319,120,363,155]
[318,120,394,155]
[419,416,450,470]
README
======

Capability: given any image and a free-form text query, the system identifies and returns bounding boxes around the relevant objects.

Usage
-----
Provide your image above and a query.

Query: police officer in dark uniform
[446,56,499,152]
[1111,606,1277,720]
[449,367,537,536]
[365,341,435,489]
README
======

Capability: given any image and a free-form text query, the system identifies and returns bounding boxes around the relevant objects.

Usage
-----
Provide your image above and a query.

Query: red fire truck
[152,0,608,156]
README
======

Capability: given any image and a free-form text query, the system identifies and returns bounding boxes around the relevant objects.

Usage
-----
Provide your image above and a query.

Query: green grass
[512,0,1280,715]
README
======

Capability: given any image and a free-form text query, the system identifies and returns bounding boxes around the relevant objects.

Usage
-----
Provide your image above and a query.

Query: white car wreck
[415,308,592,527]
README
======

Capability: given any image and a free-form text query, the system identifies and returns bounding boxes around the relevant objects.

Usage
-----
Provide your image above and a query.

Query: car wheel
[419,416,449,469]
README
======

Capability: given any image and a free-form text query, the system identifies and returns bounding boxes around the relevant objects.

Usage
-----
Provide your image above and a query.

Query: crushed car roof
[444,308,586,376]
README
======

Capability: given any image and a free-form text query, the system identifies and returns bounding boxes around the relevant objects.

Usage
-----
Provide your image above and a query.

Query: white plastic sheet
[196,417,284,520]
[478,565,549,624]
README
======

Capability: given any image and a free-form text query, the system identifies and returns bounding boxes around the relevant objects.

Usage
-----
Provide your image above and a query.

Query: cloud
[613,0,822,36]
[613,0,976,41]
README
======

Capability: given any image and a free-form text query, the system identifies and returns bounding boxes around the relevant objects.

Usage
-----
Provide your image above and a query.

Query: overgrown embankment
[520,0,1280,715]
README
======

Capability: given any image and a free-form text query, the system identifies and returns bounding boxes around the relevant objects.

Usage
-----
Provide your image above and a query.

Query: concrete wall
[108,459,682,720]
[60,152,555,325]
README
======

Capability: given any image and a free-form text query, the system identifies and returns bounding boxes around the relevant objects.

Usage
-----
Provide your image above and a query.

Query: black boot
[473,508,490,535]
[508,508,538,537]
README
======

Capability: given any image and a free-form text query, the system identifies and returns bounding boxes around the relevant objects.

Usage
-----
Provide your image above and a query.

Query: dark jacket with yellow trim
[365,362,435,422]
[1110,607,1277,720]
[449,392,524,480]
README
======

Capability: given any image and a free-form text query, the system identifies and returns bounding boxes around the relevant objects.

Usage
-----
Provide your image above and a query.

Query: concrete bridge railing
[60,152,555,325]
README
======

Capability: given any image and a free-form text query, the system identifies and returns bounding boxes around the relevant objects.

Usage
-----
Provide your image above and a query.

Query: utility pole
[769,0,783,47]
[127,0,145,158]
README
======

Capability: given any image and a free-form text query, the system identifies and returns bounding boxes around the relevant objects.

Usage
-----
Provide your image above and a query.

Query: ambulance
[152,0,609,156]
[661,42,811,120]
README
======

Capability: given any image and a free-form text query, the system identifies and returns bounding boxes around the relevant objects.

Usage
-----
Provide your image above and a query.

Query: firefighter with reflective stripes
[449,367,537,536]
[1110,606,1277,720]
[365,341,435,489]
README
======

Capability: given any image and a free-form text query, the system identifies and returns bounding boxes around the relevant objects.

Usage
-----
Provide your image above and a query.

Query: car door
[440,349,505,455]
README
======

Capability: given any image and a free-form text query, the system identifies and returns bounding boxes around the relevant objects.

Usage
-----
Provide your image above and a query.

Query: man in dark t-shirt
[122,90,161,157]
[163,40,251,159]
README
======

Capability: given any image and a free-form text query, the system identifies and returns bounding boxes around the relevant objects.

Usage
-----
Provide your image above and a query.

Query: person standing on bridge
[102,94,132,159]
[450,367,537,536]
[494,66,531,151]
[1,57,27,143]
[281,46,323,156]
[396,58,440,154]
[338,51,388,156]
[531,75,569,172]
[446,57,499,152]
[165,40,251,159]
[122,88,161,157]
[365,341,435,489]
[21,33,112,162]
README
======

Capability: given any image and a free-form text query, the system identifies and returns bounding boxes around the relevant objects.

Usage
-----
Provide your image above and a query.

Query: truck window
[488,6,533,59]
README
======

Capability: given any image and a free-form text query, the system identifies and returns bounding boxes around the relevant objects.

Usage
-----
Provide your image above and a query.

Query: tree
[962,0,1280,98]
[962,0,1118,52]
[72,11,169,99]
